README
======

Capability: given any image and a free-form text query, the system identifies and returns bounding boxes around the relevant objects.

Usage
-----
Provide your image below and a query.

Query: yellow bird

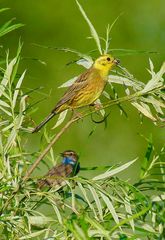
[32,54,119,133]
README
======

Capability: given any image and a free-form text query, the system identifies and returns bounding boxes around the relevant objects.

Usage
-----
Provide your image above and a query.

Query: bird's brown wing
[53,68,93,112]
[38,163,73,188]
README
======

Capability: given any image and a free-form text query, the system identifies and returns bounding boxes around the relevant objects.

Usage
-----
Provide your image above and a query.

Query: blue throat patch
[62,157,76,166]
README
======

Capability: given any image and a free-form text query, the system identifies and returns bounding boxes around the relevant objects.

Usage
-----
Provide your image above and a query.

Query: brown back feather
[38,163,73,188]
[52,68,93,113]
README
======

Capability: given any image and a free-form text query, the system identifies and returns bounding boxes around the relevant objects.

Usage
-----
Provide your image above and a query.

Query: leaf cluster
[0,3,164,240]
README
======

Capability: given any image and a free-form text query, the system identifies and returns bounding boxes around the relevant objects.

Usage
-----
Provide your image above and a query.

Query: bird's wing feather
[53,68,93,112]
[38,163,73,188]
[47,163,73,177]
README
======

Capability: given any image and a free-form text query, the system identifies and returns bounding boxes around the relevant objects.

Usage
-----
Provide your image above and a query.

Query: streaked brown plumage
[32,54,119,133]
[38,150,80,189]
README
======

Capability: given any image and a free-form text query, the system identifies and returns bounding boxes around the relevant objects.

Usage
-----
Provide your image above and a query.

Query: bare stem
[23,116,79,181]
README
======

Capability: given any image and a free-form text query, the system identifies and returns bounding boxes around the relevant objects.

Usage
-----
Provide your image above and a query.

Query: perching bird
[32,54,119,133]
[38,150,80,189]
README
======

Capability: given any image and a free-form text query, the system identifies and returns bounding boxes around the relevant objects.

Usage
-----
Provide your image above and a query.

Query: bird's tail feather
[32,112,56,133]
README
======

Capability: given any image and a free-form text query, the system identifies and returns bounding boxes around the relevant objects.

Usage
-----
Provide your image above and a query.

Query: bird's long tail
[32,112,56,133]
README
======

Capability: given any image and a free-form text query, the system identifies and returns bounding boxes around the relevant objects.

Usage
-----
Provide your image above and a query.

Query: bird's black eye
[107,57,111,61]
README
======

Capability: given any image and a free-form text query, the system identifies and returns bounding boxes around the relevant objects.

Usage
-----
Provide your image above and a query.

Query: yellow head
[93,54,119,77]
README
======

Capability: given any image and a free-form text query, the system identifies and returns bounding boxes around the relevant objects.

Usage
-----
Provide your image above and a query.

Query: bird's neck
[62,157,76,166]
[93,66,110,79]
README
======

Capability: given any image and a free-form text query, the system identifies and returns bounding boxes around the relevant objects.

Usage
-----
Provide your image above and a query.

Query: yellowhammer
[32,54,119,133]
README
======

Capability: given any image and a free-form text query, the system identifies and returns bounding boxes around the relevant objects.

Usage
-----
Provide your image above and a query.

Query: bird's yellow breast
[71,69,106,108]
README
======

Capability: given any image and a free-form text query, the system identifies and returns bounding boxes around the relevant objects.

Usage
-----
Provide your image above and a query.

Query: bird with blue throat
[32,54,119,133]
[38,150,80,189]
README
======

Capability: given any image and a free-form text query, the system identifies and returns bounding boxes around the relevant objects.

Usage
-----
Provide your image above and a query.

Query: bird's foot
[72,110,83,119]
[90,102,102,111]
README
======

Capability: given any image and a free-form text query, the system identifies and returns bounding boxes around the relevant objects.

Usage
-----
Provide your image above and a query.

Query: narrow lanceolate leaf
[123,196,135,232]
[85,215,110,239]
[58,76,77,88]
[2,122,14,132]
[0,57,16,97]
[52,204,63,224]
[52,110,68,129]
[13,70,26,108]
[0,19,15,33]
[93,158,137,181]
[33,43,91,61]
[4,126,17,153]
[76,0,102,55]
[99,192,121,230]
[88,184,103,220]
[149,58,155,76]
[76,58,93,69]
[28,216,53,227]
[0,23,24,38]
[142,62,165,93]
[152,194,165,202]
[131,102,156,121]
[72,221,88,240]
[16,95,27,127]
[108,75,143,90]
[19,229,48,239]
[103,91,111,99]
[141,96,165,109]
[0,8,10,13]
[77,182,98,220]
[0,106,12,116]
[0,133,3,155]
[0,99,10,108]
[4,95,26,152]
[0,120,9,128]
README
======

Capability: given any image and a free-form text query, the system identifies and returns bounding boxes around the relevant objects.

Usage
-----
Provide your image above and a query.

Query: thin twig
[23,86,165,181]
[23,116,79,181]
[23,93,138,182]
[1,87,163,215]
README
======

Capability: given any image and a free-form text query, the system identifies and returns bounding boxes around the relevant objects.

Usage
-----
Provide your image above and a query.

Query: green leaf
[52,109,68,129]
[93,158,137,180]
[0,57,17,98]
[109,48,158,56]
[0,99,10,108]
[28,216,53,227]
[142,62,165,93]
[99,192,121,230]
[140,137,153,179]
[77,182,98,219]
[76,0,102,55]
[19,229,47,239]
[0,8,10,13]
[77,58,93,69]
[0,23,24,38]
[85,215,110,239]
[108,74,143,90]
[131,102,156,121]
[13,70,26,108]
[88,184,103,220]
[0,106,12,116]
[58,76,77,88]
[33,43,92,61]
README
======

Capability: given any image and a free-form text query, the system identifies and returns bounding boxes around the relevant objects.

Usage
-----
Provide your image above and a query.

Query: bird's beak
[113,59,120,65]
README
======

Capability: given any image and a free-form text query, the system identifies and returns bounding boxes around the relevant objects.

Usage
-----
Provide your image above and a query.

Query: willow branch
[23,116,79,181]
[23,86,164,181]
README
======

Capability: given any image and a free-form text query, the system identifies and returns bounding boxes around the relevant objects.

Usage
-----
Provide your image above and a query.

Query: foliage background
[0,0,165,239]
[0,0,165,178]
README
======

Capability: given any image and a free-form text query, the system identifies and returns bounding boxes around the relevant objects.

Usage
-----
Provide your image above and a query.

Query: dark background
[0,0,165,180]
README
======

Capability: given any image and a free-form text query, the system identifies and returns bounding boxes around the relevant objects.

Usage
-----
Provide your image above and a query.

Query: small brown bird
[32,54,119,133]
[38,150,80,189]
